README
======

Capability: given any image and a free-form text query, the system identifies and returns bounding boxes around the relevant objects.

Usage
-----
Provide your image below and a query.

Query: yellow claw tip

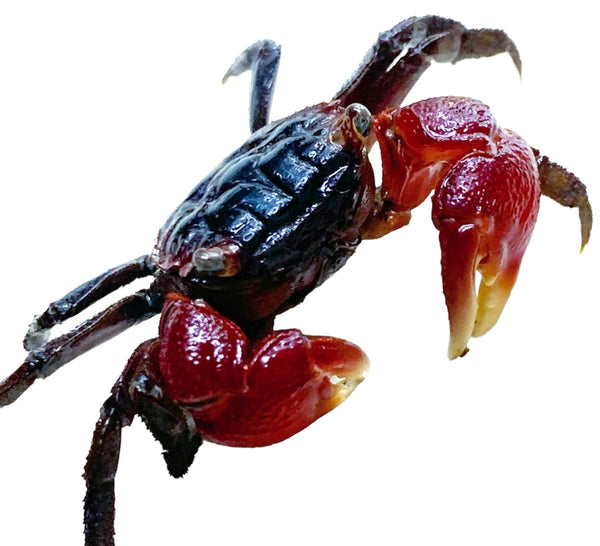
[447,344,470,361]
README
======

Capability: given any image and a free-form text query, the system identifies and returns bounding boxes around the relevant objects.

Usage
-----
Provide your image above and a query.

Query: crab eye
[347,103,371,137]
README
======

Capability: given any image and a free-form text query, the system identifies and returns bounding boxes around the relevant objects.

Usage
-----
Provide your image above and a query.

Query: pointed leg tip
[458,27,522,76]
[536,150,593,253]
[508,42,522,77]
[579,200,593,252]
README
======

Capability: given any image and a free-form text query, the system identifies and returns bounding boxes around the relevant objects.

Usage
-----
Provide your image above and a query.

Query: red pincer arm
[368,97,540,358]
[157,295,368,447]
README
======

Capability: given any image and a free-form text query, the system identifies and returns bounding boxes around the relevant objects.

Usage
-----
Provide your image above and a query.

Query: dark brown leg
[534,149,593,251]
[334,15,521,114]
[223,39,281,132]
[25,254,156,350]
[126,341,203,478]
[84,341,202,546]
[0,289,163,407]
[84,393,131,546]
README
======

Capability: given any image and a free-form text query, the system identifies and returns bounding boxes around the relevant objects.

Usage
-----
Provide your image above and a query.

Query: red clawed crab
[0,16,592,545]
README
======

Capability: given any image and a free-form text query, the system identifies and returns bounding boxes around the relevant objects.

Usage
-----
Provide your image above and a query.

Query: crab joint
[191,242,242,277]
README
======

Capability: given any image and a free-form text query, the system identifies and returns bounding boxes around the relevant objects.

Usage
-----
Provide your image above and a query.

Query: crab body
[0,15,591,546]
[155,102,373,327]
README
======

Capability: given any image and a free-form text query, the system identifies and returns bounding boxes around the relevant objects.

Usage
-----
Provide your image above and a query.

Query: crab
[0,15,592,546]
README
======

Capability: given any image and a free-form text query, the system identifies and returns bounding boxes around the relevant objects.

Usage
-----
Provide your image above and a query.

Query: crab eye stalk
[347,103,372,138]
[330,103,372,151]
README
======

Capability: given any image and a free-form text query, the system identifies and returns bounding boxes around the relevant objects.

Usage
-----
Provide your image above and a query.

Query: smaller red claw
[202,331,368,447]
[157,295,368,447]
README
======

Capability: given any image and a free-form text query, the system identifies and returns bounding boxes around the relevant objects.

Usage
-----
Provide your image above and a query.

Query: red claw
[433,128,540,358]
[369,97,540,358]
[158,295,369,447]
[158,294,249,402]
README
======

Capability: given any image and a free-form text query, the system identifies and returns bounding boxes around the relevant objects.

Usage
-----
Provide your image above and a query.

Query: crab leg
[24,254,155,350]
[223,39,281,132]
[334,15,521,114]
[84,390,129,546]
[365,97,547,358]
[0,289,162,406]
[534,150,593,251]
[84,340,202,546]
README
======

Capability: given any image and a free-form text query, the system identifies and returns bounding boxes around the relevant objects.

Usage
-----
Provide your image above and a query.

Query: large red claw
[158,295,368,447]
[370,97,540,359]
[433,130,540,358]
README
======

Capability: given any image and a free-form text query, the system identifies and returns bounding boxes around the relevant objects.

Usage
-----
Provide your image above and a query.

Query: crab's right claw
[433,131,541,359]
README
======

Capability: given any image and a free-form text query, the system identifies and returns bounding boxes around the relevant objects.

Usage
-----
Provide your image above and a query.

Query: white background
[0,2,598,545]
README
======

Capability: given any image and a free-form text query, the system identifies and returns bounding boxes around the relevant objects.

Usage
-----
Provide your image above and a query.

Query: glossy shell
[155,103,374,325]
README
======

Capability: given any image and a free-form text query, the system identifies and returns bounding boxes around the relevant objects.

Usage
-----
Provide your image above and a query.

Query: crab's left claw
[366,97,549,359]
[432,132,540,358]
